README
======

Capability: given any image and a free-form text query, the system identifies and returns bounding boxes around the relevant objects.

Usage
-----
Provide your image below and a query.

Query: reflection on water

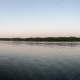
[2,41,80,47]
[0,41,80,80]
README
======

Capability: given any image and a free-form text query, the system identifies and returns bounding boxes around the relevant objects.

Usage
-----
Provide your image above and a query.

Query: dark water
[0,41,80,80]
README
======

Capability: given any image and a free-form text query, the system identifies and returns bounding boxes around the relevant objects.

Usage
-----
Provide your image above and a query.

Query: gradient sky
[0,0,80,38]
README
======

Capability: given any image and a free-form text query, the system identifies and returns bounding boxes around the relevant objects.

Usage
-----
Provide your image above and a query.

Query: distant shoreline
[0,37,80,41]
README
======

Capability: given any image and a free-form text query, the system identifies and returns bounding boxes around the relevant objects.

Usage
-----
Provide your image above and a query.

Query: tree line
[0,37,80,41]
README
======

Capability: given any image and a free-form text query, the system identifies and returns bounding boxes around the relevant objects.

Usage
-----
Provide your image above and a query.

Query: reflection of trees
[26,42,80,47]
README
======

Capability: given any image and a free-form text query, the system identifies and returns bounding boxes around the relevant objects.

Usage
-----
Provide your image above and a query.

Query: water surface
[0,41,80,80]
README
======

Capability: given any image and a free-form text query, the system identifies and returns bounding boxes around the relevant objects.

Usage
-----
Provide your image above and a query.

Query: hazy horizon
[0,0,80,38]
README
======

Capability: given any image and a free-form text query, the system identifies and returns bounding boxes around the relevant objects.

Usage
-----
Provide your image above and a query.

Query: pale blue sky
[0,0,80,38]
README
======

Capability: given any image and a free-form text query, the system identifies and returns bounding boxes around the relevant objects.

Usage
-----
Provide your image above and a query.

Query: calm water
[0,41,80,80]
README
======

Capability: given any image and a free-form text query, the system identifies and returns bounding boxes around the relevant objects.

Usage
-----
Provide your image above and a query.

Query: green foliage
[0,37,80,41]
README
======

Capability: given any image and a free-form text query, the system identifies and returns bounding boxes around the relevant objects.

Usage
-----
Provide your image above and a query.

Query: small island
[0,37,80,41]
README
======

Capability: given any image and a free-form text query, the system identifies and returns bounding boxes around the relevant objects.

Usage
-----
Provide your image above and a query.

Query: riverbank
[0,37,80,41]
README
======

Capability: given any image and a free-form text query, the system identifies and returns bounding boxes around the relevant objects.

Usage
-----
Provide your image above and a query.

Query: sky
[0,0,80,38]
